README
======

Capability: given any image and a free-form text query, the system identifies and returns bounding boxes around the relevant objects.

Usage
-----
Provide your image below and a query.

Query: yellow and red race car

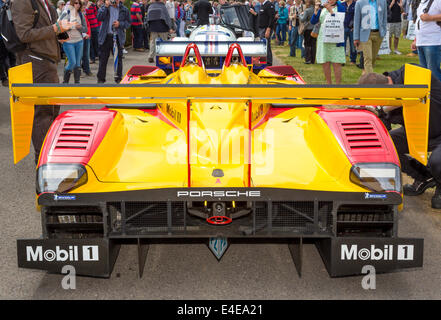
[10,44,427,277]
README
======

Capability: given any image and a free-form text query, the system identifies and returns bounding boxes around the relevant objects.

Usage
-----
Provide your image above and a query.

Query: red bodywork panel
[38,109,117,167]
[263,65,306,84]
[120,65,161,84]
[317,109,399,166]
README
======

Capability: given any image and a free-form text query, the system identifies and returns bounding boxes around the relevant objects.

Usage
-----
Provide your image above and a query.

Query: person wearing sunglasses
[57,0,66,17]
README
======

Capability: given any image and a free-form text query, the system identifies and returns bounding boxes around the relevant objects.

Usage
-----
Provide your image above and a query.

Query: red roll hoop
[181,43,204,67]
[223,43,247,68]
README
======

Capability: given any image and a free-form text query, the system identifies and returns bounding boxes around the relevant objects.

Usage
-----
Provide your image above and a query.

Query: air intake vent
[339,121,384,152]
[265,65,296,77]
[50,122,96,157]
[127,65,158,76]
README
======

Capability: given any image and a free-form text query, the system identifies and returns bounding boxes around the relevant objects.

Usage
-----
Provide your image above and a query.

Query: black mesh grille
[255,201,333,234]
[42,200,396,238]
[126,202,168,228]
[273,202,315,229]
[254,202,268,234]
[107,201,334,236]
[108,202,186,234]
[172,202,186,228]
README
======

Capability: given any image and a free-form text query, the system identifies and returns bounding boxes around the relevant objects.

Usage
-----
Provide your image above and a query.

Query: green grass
[272,37,419,84]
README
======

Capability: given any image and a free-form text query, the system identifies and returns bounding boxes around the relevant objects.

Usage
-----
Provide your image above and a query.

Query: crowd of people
[2,0,440,85]
[246,0,441,84]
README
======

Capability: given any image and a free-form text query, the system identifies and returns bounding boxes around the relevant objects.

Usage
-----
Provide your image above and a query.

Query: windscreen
[220,5,253,31]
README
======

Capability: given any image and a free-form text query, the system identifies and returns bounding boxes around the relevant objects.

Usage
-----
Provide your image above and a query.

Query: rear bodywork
[9,48,429,277]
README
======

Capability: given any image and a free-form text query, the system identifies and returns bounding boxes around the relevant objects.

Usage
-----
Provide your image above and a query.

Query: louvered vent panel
[339,121,384,152]
[50,122,96,157]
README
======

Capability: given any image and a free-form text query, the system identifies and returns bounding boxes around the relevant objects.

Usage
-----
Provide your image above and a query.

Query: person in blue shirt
[276,1,289,45]
[353,0,388,74]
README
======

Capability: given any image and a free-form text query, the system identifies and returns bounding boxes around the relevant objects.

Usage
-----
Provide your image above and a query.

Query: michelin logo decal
[341,244,414,261]
[364,193,387,200]
[26,245,99,262]
[54,194,76,201]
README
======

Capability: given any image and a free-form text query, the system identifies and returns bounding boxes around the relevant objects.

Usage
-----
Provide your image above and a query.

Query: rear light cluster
[37,163,88,194]
[350,163,401,193]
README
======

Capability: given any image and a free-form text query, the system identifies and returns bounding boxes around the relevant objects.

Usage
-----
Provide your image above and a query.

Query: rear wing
[156,40,267,57]
[9,63,431,165]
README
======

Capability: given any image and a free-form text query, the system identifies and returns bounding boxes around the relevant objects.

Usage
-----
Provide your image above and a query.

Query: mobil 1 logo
[17,239,111,276]
[331,237,423,276]
[25,245,99,262]
[341,244,415,261]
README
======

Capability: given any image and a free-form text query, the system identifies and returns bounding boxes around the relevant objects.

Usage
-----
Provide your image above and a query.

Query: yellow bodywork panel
[85,109,188,187]
[8,63,34,164]
[188,101,250,187]
[402,64,431,165]
[251,108,365,191]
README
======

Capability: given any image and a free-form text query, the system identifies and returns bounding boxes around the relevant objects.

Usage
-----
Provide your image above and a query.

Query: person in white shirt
[166,0,176,30]
[411,0,441,81]
[57,0,66,17]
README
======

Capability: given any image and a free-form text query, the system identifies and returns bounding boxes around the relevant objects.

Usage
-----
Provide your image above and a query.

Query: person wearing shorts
[387,0,403,54]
